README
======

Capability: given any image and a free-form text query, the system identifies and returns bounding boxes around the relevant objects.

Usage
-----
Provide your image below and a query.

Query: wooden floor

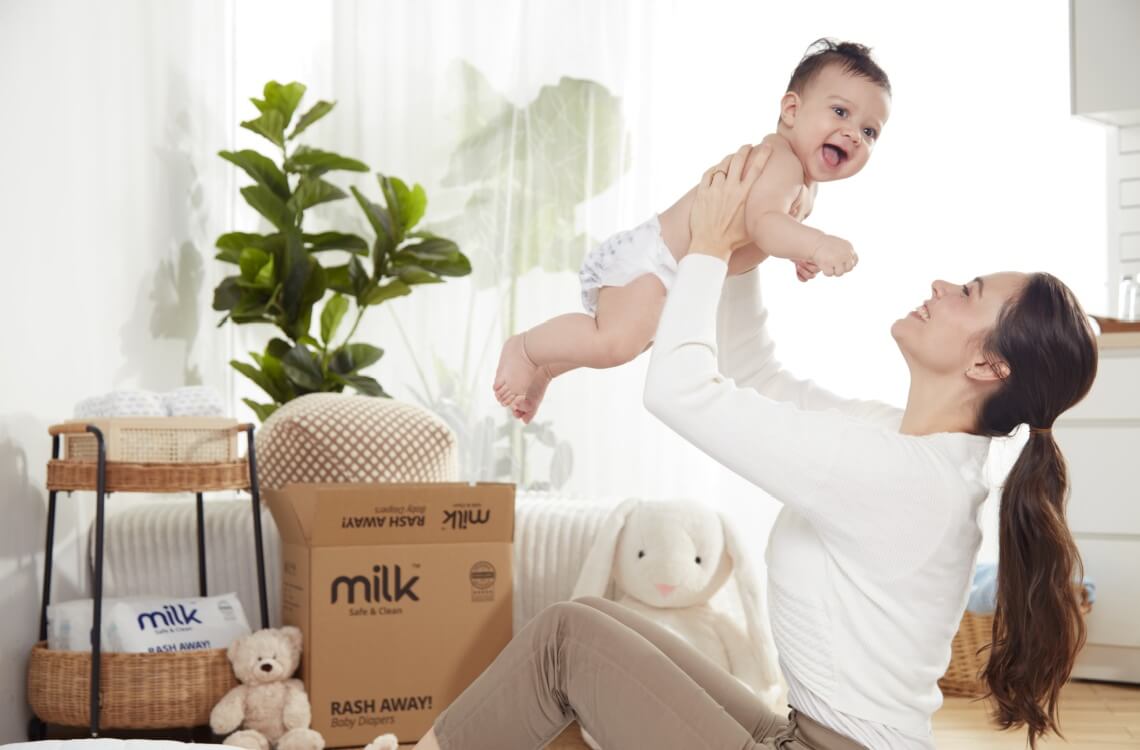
[537,680,1140,749]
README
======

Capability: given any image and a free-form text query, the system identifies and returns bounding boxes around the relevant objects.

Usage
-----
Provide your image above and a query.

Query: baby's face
[785,65,891,183]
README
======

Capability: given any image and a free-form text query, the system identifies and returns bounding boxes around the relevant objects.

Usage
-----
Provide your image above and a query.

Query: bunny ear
[571,499,641,600]
[720,513,783,693]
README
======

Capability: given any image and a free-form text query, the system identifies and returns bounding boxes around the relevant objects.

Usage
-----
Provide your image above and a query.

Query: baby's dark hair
[786,38,891,97]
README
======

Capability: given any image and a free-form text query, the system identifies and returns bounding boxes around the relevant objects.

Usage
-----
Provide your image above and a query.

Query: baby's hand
[794,259,819,283]
[810,236,858,277]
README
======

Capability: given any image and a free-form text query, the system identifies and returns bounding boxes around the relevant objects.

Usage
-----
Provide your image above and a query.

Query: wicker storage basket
[939,586,1093,698]
[63,418,238,464]
[27,641,237,729]
[938,610,994,698]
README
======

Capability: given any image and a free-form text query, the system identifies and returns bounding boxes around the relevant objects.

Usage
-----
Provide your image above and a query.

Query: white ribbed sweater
[644,256,992,746]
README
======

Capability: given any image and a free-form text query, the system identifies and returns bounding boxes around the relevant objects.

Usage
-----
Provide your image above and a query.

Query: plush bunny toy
[571,498,783,704]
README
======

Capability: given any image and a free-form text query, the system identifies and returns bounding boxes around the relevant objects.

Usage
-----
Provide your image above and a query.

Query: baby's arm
[744,141,857,277]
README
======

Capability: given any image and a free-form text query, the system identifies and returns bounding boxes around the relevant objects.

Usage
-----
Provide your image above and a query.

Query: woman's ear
[779,91,800,128]
[965,358,1010,383]
[570,499,641,600]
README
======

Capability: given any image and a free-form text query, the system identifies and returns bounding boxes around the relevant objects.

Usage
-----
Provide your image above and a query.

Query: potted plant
[212,81,471,421]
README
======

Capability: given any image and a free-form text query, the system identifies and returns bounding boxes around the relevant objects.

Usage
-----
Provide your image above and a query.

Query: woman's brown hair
[975,273,1098,748]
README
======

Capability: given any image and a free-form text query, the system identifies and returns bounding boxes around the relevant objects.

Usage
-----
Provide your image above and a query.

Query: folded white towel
[74,386,226,418]
[163,386,226,417]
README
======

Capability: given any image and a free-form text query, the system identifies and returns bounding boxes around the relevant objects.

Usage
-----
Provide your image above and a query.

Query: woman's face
[891,272,1028,377]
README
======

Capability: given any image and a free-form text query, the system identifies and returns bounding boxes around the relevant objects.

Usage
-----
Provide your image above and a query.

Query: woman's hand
[689,143,772,262]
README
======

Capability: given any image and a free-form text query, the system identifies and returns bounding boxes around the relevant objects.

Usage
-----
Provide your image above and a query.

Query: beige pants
[434,597,867,750]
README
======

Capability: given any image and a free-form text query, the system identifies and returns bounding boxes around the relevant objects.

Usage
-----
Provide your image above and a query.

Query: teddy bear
[210,626,326,750]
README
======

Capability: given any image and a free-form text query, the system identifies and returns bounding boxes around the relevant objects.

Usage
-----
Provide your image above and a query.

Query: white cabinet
[1070,0,1140,126]
[1056,335,1140,683]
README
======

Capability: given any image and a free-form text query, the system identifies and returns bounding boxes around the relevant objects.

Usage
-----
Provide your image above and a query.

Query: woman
[412,144,1098,750]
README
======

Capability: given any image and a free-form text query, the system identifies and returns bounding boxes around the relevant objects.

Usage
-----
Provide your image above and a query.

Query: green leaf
[333,373,390,397]
[219,150,290,199]
[261,81,307,127]
[230,289,272,322]
[239,247,271,283]
[325,264,352,294]
[362,278,411,305]
[240,185,295,230]
[240,109,286,148]
[241,398,280,423]
[216,232,283,253]
[267,338,293,361]
[350,186,393,241]
[391,238,471,276]
[301,259,327,306]
[320,293,349,345]
[215,247,243,264]
[231,358,283,401]
[280,231,309,322]
[282,344,324,391]
[212,276,242,312]
[330,342,384,374]
[304,232,368,254]
[289,100,334,140]
[396,265,443,285]
[285,146,369,177]
[348,256,371,298]
[287,176,347,214]
[379,175,410,244]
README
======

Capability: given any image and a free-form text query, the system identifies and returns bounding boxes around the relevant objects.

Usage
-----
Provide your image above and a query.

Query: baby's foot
[512,365,553,424]
[493,333,538,407]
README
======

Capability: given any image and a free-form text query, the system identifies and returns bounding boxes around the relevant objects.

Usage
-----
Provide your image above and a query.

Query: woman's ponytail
[983,428,1085,747]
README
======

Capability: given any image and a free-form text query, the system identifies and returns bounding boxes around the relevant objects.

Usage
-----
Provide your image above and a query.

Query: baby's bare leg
[493,275,666,409]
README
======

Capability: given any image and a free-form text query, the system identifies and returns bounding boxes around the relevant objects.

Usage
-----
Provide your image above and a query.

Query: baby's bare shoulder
[751,134,805,201]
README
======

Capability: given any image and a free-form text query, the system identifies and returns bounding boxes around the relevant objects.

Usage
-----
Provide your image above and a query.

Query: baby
[494,39,892,422]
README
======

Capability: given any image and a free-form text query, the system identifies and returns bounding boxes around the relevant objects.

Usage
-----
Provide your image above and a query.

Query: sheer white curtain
[230,0,1108,558]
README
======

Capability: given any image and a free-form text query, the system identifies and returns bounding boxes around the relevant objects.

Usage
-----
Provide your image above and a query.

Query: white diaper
[579,215,678,315]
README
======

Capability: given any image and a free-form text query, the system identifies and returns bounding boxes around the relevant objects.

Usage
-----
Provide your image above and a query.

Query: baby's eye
[962,284,971,297]
[862,127,877,141]
[832,106,847,118]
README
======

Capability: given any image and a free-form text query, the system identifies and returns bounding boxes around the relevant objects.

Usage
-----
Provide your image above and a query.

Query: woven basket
[939,586,1093,698]
[939,611,994,698]
[27,641,237,729]
[62,418,238,464]
[46,460,250,493]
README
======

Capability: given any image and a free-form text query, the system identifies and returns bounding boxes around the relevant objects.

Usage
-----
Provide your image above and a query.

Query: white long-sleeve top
[644,255,992,748]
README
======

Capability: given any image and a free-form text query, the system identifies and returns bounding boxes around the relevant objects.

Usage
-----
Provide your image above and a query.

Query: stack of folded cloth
[74,386,226,419]
[967,561,1096,614]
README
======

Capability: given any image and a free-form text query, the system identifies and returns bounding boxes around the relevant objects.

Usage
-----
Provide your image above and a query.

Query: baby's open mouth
[822,144,848,168]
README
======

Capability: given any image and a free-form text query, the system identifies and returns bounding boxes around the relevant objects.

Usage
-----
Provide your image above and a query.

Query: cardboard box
[265,482,514,747]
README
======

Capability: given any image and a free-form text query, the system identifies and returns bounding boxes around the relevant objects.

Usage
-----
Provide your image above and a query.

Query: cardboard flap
[265,485,322,543]
[272,483,515,547]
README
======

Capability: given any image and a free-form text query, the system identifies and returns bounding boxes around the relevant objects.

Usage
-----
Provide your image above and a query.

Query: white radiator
[97,492,621,634]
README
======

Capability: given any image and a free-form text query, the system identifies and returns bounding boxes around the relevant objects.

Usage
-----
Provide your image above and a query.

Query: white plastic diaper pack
[47,592,250,653]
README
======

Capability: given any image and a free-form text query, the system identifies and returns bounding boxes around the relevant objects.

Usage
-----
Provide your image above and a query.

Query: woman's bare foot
[493,333,538,407]
[511,365,553,424]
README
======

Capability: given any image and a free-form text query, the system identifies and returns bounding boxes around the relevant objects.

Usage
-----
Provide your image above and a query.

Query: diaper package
[47,592,250,654]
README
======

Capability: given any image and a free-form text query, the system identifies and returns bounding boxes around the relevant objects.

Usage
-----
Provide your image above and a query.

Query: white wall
[0,0,235,739]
